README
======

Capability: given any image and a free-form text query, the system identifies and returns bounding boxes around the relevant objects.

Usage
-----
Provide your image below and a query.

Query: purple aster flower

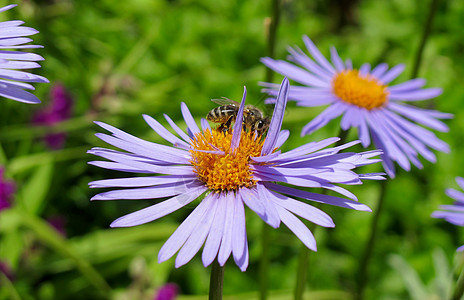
[0,4,48,104]
[154,283,179,300]
[432,177,464,251]
[0,167,15,211]
[89,78,383,271]
[261,36,452,178]
[32,83,73,149]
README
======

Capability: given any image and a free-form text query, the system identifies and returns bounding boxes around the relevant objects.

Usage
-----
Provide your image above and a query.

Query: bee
[206,98,270,136]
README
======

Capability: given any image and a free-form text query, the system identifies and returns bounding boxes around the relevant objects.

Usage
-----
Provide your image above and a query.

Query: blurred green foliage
[0,0,463,299]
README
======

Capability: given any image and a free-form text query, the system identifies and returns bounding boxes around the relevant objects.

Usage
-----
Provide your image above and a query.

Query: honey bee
[206,98,270,135]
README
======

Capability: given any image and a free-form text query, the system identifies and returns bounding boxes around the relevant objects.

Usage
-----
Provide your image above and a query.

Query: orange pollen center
[189,129,264,191]
[332,70,389,110]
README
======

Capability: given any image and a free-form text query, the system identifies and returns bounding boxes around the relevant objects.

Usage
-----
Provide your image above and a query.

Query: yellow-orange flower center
[190,129,264,191]
[332,70,389,110]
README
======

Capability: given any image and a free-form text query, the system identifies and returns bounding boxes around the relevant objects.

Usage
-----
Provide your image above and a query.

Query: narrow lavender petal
[366,110,411,171]
[0,60,40,69]
[231,87,246,151]
[143,114,191,148]
[91,180,200,200]
[371,129,396,178]
[438,205,464,212]
[340,106,359,130]
[202,193,227,267]
[261,57,330,87]
[94,133,190,164]
[378,64,405,84]
[265,182,371,211]
[269,190,334,227]
[234,232,249,272]
[0,20,24,28]
[432,211,464,226]
[0,37,34,46]
[388,78,426,92]
[0,5,17,13]
[94,121,190,157]
[218,193,235,266]
[0,27,39,39]
[272,137,339,161]
[301,102,347,136]
[261,77,289,155]
[0,50,44,61]
[180,102,201,136]
[0,68,48,83]
[275,130,290,149]
[175,197,218,268]
[163,114,192,144]
[0,79,34,90]
[383,110,449,153]
[158,191,213,263]
[89,161,153,173]
[381,111,437,163]
[302,36,336,74]
[359,63,371,76]
[200,118,211,132]
[388,103,449,132]
[359,173,386,180]
[0,85,40,103]
[330,46,345,72]
[239,187,266,216]
[370,63,389,78]
[275,205,317,251]
[358,111,371,147]
[446,188,464,202]
[389,88,443,101]
[288,45,334,80]
[320,183,358,200]
[111,186,206,228]
[231,196,247,264]
[456,177,464,190]
[88,149,194,175]
[256,183,281,228]
[89,175,197,188]
[345,59,352,70]
[254,172,322,189]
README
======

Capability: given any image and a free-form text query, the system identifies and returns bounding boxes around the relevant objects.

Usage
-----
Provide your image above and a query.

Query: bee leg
[221,115,235,134]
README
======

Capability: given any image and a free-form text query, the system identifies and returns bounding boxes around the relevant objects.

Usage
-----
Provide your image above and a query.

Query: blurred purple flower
[0,261,14,281]
[32,83,73,149]
[432,177,464,251]
[261,36,452,178]
[154,283,179,300]
[0,167,15,211]
[89,78,383,271]
[0,4,48,104]
[47,215,67,237]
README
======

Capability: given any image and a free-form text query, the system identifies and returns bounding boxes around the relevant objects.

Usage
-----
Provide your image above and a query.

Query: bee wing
[211,97,240,106]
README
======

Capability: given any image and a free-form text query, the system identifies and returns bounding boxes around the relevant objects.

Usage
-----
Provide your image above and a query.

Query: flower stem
[293,128,350,300]
[452,258,464,300]
[355,179,388,300]
[260,1,281,300]
[410,0,439,79]
[209,259,225,300]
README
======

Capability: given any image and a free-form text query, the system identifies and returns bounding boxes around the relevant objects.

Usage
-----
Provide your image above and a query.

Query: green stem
[209,259,225,300]
[260,1,281,300]
[452,259,464,300]
[293,128,350,300]
[355,180,388,300]
[410,0,439,79]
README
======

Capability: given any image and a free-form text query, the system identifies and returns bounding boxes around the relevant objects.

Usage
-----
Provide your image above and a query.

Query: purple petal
[261,57,330,88]
[330,46,345,72]
[143,114,191,148]
[359,63,371,76]
[218,193,235,266]
[389,88,442,101]
[302,36,335,74]
[388,103,449,132]
[287,45,334,80]
[275,130,289,149]
[388,78,426,92]
[446,188,464,202]
[202,193,227,267]
[256,183,281,228]
[231,87,246,151]
[301,102,347,136]
[0,84,40,103]
[265,182,371,212]
[231,196,247,270]
[89,175,197,188]
[456,177,464,190]
[158,191,213,263]
[370,63,388,78]
[175,196,218,268]
[111,186,207,228]
[378,64,404,84]
[163,114,192,144]
[275,205,317,251]
[261,77,289,155]
[239,187,266,216]
[181,102,201,136]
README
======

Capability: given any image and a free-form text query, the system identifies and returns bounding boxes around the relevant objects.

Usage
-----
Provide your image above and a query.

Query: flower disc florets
[332,70,389,110]
[190,128,264,191]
